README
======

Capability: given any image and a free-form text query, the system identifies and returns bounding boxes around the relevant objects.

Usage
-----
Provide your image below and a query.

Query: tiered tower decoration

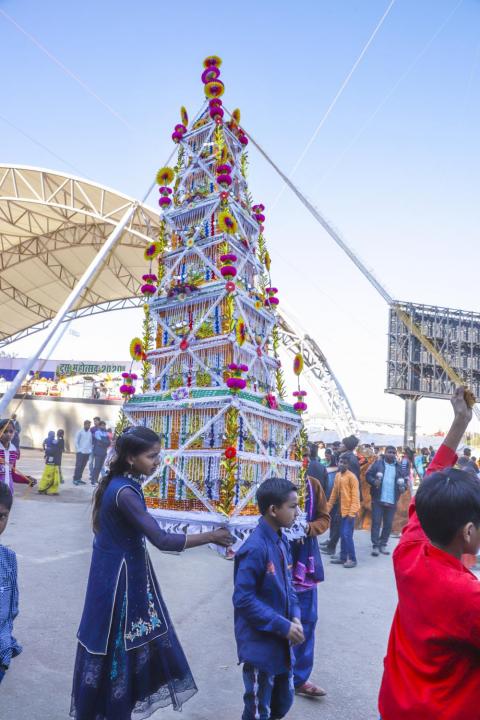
[123,56,307,543]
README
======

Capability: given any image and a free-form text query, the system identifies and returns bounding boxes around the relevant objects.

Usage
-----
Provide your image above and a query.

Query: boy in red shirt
[379,387,480,720]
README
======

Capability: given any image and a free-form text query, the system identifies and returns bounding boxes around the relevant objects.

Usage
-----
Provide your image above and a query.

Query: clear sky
[2,0,480,432]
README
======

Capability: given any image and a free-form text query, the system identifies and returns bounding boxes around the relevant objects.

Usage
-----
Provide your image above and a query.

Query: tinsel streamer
[114,408,130,436]
[295,426,308,510]
[224,295,235,334]
[256,233,269,295]
[217,406,239,516]
[272,326,287,399]
[240,152,249,180]
[214,124,225,157]
[141,305,153,392]
[173,146,185,201]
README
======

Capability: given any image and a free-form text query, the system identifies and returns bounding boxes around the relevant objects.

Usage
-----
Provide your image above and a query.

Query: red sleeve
[399,444,458,546]
[425,443,457,476]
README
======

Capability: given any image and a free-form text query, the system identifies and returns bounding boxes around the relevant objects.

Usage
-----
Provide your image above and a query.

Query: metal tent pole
[0,196,148,416]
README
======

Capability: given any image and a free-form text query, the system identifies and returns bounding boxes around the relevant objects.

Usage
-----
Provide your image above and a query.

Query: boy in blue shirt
[233,478,304,720]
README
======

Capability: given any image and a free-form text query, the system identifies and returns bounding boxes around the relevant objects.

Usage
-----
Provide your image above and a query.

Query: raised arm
[426,387,473,475]
[399,387,473,545]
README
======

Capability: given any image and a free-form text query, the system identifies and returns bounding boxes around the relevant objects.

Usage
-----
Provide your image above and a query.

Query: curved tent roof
[0,165,160,347]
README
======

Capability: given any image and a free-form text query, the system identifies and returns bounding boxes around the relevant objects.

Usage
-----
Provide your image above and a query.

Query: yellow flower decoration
[218,211,237,235]
[180,106,188,126]
[264,251,271,272]
[203,55,222,68]
[144,242,162,261]
[232,108,241,124]
[236,319,246,346]
[130,337,144,361]
[205,80,224,99]
[156,167,175,185]
[293,353,304,376]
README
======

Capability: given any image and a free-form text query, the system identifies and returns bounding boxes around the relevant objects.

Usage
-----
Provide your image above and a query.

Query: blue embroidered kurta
[0,545,22,668]
[71,475,196,718]
[77,476,186,654]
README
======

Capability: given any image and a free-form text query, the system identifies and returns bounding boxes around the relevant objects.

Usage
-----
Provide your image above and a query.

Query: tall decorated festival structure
[123,57,308,543]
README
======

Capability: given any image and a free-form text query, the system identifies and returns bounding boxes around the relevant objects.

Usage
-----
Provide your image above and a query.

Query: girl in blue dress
[70,426,233,720]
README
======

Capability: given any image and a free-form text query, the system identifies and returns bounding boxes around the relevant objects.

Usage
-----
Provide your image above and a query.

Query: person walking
[366,445,406,556]
[355,446,377,530]
[38,432,62,495]
[0,420,20,492]
[88,416,101,479]
[340,435,361,484]
[414,447,430,479]
[56,429,65,484]
[326,454,360,568]
[320,451,340,556]
[0,483,22,685]
[233,478,303,720]
[290,455,330,698]
[90,421,110,486]
[391,447,415,535]
[70,426,233,719]
[10,414,20,450]
[0,419,35,490]
[73,421,92,486]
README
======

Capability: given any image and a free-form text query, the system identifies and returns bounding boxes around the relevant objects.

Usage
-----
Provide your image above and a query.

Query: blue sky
[2,0,480,431]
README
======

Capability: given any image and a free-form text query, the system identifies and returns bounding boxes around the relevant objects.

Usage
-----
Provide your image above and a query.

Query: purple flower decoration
[172,387,189,402]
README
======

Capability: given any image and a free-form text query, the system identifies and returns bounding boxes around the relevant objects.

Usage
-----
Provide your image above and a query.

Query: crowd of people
[33,417,114,495]
[1,390,480,719]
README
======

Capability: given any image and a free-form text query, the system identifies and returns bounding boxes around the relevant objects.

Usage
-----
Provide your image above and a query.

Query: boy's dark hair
[342,435,359,451]
[385,445,397,452]
[0,483,13,511]
[339,452,351,465]
[416,468,480,545]
[256,477,297,515]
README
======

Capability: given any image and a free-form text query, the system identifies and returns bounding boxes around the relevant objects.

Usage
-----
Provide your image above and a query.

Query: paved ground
[2,450,399,720]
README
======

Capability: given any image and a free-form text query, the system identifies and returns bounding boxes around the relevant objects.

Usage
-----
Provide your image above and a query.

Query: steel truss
[0,297,144,348]
[0,165,159,343]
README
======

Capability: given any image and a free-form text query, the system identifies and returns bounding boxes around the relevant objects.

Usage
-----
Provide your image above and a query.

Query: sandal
[295,681,327,698]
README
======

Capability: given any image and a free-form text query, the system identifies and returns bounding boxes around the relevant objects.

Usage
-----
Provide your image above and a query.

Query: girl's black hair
[0,419,13,431]
[92,425,159,533]
[404,447,415,462]
[0,482,13,510]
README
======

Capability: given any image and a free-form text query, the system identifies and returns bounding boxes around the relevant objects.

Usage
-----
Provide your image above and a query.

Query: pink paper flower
[220,265,237,278]
[226,377,246,391]
[217,173,232,186]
